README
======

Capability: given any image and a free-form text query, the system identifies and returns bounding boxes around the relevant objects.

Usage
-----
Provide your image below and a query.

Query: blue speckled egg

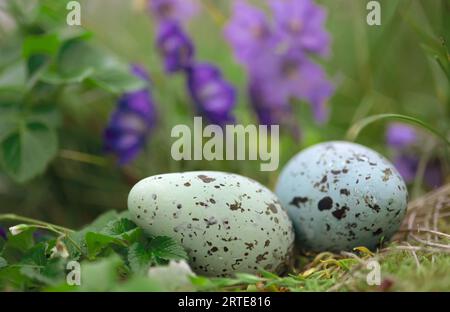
[275,141,408,252]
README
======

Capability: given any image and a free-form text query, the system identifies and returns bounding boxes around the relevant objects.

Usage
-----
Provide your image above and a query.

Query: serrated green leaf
[127,241,153,273]
[85,232,126,259]
[101,218,141,243]
[102,218,136,236]
[148,236,187,262]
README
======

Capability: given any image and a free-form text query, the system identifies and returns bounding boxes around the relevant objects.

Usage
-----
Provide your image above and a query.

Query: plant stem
[346,113,450,147]
[0,214,74,234]
[59,149,108,167]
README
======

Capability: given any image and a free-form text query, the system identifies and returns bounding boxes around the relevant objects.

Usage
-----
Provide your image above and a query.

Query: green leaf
[101,218,141,242]
[127,241,153,273]
[88,68,147,94]
[0,257,7,269]
[20,257,65,287]
[4,228,35,253]
[22,33,61,59]
[148,236,187,262]
[128,236,187,273]
[85,232,126,259]
[0,122,58,183]
[0,60,27,92]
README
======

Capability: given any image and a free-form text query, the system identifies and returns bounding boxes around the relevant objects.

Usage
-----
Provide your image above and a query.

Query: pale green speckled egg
[128,171,295,277]
[276,141,408,252]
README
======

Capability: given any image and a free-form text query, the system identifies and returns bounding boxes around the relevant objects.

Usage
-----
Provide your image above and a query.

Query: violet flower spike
[157,21,195,73]
[103,65,157,165]
[186,63,236,125]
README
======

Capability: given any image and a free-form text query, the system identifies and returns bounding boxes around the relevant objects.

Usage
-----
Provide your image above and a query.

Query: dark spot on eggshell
[245,242,254,250]
[256,252,269,263]
[266,203,278,214]
[332,205,349,220]
[318,196,333,211]
[373,228,383,236]
[264,240,270,247]
[368,203,381,213]
[184,182,191,187]
[197,175,216,183]
[228,201,244,212]
[290,196,308,208]
[340,189,350,196]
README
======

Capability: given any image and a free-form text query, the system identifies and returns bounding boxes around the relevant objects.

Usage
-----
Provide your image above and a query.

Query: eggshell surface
[276,141,408,252]
[128,171,294,276]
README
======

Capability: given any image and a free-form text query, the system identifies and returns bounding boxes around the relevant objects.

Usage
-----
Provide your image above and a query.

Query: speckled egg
[128,171,295,277]
[275,141,408,252]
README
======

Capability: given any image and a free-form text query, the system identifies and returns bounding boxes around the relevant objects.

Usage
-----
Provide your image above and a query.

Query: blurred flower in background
[187,63,236,125]
[103,65,157,165]
[386,123,417,148]
[156,21,195,73]
[148,0,236,125]
[269,0,330,56]
[0,227,6,240]
[224,1,275,65]
[225,0,334,134]
[386,123,444,188]
[148,0,199,24]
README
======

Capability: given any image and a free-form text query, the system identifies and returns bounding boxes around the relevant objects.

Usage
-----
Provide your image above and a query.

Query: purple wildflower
[156,21,195,73]
[103,65,157,165]
[386,123,417,148]
[224,0,334,129]
[224,1,276,64]
[269,0,330,56]
[148,0,199,24]
[186,63,236,125]
[0,227,6,240]
[393,155,444,188]
[249,77,301,139]
[249,49,334,123]
[386,123,445,188]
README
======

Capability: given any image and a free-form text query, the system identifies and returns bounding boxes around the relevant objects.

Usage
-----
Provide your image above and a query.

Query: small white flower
[50,240,70,259]
[9,224,29,236]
